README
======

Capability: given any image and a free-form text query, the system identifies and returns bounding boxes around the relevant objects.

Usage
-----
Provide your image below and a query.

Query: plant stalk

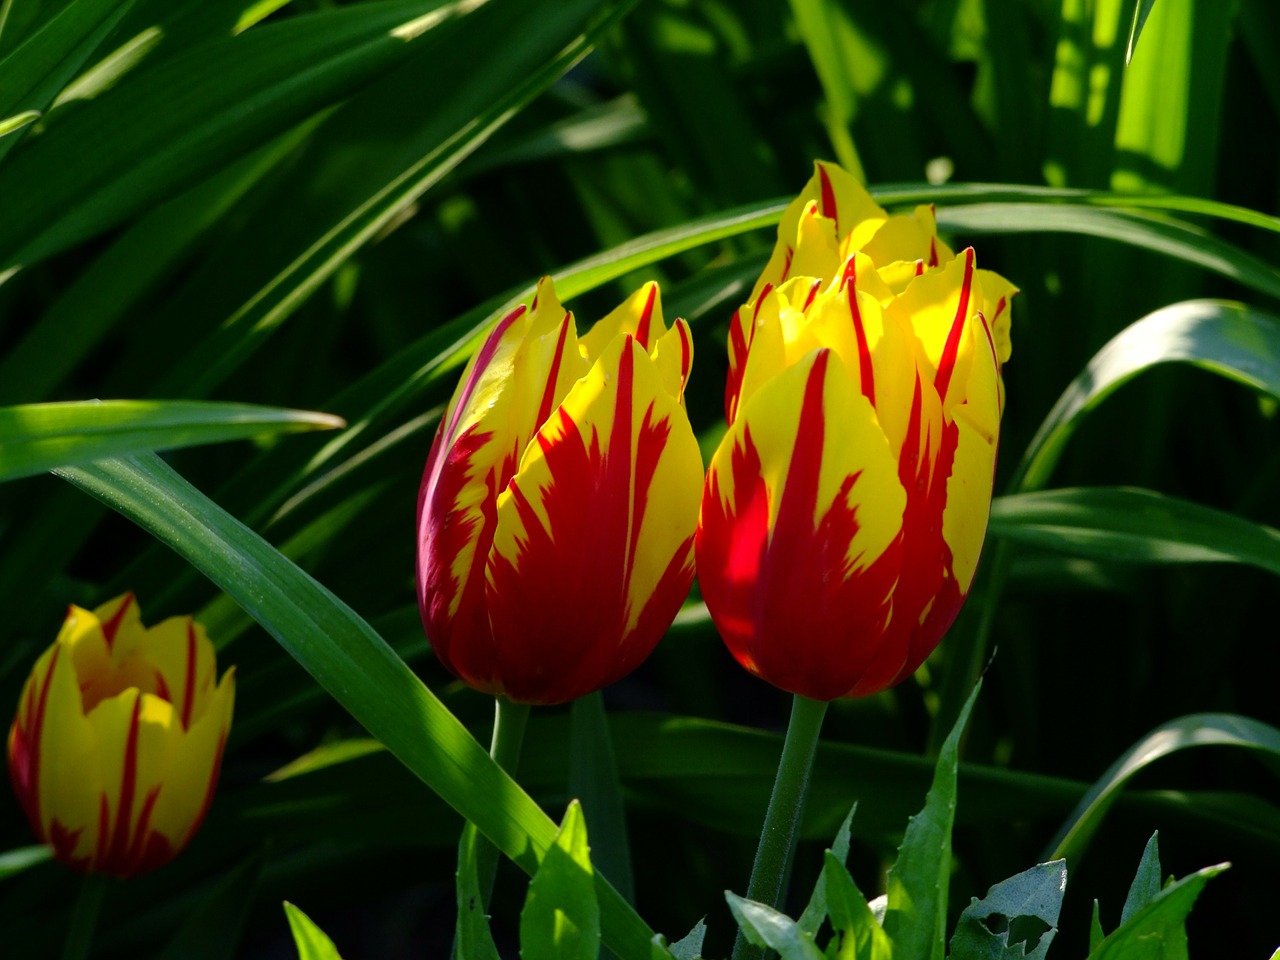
[470,696,532,907]
[731,694,830,960]
[62,872,108,960]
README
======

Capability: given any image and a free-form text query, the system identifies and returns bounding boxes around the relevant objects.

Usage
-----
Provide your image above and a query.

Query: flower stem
[470,696,532,906]
[62,873,108,960]
[570,691,634,903]
[731,694,830,960]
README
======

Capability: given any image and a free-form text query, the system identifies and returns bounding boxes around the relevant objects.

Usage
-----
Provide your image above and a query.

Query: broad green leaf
[988,487,1280,577]
[1047,713,1280,866]
[822,852,891,960]
[520,801,600,960]
[948,860,1066,960]
[54,453,657,960]
[798,805,855,936]
[570,691,634,904]
[0,0,466,271]
[1086,862,1228,960]
[456,824,503,960]
[1125,0,1158,64]
[725,894,826,960]
[283,902,342,960]
[883,682,981,960]
[0,845,51,880]
[0,400,344,482]
[1121,834,1163,924]
[154,854,264,960]
[1013,300,1280,492]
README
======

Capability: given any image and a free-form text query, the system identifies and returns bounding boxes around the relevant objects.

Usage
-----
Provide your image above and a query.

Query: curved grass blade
[283,903,342,960]
[1046,713,1280,867]
[54,452,658,960]
[1013,300,1280,492]
[0,399,343,482]
[989,486,1280,577]
[935,205,1280,302]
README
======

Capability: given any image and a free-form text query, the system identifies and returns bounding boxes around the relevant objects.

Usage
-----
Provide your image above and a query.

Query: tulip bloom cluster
[417,278,703,705]
[697,161,1015,700]
[8,595,235,877]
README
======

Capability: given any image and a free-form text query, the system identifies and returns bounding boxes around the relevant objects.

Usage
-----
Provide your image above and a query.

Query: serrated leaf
[883,682,982,960]
[823,852,891,960]
[1121,834,1163,925]
[520,801,600,960]
[799,804,856,935]
[283,902,342,960]
[456,825,502,960]
[726,893,826,960]
[0,399,344,482]
[663,918,706,960]
[948,860,1066,960]
[1086,863,1228,960]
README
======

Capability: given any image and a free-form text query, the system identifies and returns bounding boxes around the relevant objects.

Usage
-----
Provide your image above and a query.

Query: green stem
[62,873,108,960]
[470,696,532,906]
[570,691,635,904]
[731,694,830,960]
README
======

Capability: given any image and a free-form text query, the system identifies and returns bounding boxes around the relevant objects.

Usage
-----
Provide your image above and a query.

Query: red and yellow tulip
[7,594,235,877]
[698,162,1015,700]
[417,277,703,705]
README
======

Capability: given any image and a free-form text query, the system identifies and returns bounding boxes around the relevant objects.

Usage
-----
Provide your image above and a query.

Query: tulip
[7,594,235,877]
[417,277,703,705]
[699,164,1015,702]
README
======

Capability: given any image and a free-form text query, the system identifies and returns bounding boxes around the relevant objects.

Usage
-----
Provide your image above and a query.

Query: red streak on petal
[49,820,89,873]
[154,671,171,704]
[726,308,748,425]
[676,318,692,397]
[780,248,794,284]
[818,165,838,230]
[845,272,876,406]
[635,284,657,350]
[802,278,822,311]
[697,354,902,700]
[928,236,939,268]
[442,305,525,449]
[914,259,925,277]
[934,248,975,404]
[103,696,142,871]
[101,593,134,651]
[534,315,572,429]
[485,341,690,703]
[9,645,60,835]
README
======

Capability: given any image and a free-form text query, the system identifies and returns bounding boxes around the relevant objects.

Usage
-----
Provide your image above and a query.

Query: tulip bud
[698,162,1015,700]
[417,277,704,705]
[7,594,235,877]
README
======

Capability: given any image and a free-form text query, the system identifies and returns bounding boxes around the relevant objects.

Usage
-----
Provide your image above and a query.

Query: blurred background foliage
[2,0,1279,956]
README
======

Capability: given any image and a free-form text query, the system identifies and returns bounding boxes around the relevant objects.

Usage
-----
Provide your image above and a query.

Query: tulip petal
[977,267,1017,365]
[484,335,703,704]
[698,350,907,700]
[417,279,588,687]
[578,281,666,363]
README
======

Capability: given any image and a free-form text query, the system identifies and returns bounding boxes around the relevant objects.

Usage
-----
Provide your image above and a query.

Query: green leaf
[798,805,855,936]
[54,453,657,960]
[948,860,1066,960]
[283,902,342,960]
[520,801,600,960]
[1047,713,1280,866]
[1013,300,1280,492]
[0,0,466,271]
[882,682,982,960]
[988,487,1280,577]
[0,400,344,482]
[1121,834,1163,925]
[0,108,38,136]
[0,845,52,880]
[1125,0,1158,64]
[725,893,826,960]
[456,825,502,960]
[154,854,264,960]
[570,691,634,904]
[822,852,891,960]
[1089,902,1105,953]
[1086,862,1228,960]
